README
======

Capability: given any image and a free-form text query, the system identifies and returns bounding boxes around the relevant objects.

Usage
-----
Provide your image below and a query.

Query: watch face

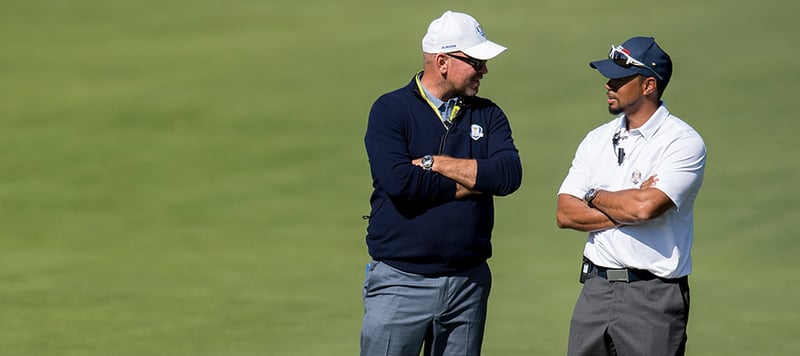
[422,155,433,169]
[584,189,597,207]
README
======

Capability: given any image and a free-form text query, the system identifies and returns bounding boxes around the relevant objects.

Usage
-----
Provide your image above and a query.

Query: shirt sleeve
[473,108,522,196]
[365,95,456,202]
[558,132,595,199]
[652,133,706,211]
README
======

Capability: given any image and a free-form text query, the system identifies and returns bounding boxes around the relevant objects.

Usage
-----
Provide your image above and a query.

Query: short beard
[608,106,623,115]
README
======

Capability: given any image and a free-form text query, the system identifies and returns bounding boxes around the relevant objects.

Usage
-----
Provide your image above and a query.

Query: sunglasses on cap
[608,45,663,80]
[446,53,487,71]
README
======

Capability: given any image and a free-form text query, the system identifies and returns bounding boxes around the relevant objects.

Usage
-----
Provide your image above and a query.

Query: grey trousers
[360,261,491,356]
[567,274,690,356]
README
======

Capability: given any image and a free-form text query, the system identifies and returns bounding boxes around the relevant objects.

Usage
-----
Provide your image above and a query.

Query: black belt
[595,265,657,282]
[583,257,657,283]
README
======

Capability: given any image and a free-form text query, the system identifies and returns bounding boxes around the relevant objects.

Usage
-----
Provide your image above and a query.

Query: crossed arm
[412,156,480,199]
[556,175,675,232]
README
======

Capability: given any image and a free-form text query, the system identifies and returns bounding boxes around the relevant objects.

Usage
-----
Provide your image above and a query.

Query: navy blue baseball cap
[590,36,672,85]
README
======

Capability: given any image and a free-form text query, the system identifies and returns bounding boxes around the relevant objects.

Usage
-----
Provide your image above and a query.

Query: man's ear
[642,77,658,96]
[436,53,449,73]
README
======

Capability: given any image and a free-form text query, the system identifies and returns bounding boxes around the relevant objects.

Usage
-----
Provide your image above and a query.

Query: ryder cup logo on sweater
[470,124,484,140]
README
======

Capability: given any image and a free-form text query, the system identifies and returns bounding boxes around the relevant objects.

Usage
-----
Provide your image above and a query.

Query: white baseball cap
[422,11,507,60]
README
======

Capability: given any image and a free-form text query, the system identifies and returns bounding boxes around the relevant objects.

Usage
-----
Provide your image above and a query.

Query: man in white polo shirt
[556,37,706,356]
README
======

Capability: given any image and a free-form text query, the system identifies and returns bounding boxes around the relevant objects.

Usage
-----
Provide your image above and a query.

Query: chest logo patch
[630,170,643,185]
[470,124,484,141]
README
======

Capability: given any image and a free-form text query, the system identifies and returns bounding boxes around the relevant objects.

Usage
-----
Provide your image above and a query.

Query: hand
[455,183,481,199]
[411,158,422,167]
[639,174,659,189]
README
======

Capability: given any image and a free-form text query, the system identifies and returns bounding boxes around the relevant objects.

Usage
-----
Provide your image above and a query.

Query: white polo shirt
[558,104,706,278]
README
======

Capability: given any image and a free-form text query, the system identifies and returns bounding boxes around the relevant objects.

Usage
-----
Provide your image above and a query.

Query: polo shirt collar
[623,102,670,140]
[418,74,446,110]
[414,72,461,124]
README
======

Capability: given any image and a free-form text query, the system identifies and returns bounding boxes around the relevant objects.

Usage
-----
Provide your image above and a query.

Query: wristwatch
[421,155,434,171]
[584,188,598,208]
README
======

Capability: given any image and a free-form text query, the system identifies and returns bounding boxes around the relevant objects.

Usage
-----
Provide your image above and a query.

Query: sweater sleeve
[473,108,522,196]
[365,94,456,202]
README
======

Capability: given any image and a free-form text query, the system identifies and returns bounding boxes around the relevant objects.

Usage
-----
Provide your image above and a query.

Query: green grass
[1,0,798,354]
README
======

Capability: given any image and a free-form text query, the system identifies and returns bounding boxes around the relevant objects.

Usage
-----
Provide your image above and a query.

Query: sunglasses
[608,45,663,80]
[446,53,487,71]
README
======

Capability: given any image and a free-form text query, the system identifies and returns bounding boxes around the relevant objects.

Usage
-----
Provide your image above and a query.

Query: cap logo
[476,25,485,38]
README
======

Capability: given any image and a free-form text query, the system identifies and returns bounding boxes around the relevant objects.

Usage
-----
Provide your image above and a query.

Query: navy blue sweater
[364,75,522,276]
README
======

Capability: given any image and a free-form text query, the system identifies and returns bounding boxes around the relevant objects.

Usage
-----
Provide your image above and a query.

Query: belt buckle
[606,269,630,282]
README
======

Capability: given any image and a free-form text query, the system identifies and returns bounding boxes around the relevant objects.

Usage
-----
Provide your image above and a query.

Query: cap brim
[589,59,639,79]
[462,40,507,60]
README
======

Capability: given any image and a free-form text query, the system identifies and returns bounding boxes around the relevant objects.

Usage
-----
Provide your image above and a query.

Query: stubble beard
[464,74,482,97]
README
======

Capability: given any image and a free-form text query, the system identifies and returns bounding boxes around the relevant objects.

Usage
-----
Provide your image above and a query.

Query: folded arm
[412,156,480,199]
[557,175,673,232]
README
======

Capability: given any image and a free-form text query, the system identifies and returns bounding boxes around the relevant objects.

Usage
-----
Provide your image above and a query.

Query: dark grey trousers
[360,261,491,356]
[567,275,690,356]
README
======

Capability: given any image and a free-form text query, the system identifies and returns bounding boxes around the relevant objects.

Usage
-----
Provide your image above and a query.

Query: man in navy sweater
[361,10,522,356]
